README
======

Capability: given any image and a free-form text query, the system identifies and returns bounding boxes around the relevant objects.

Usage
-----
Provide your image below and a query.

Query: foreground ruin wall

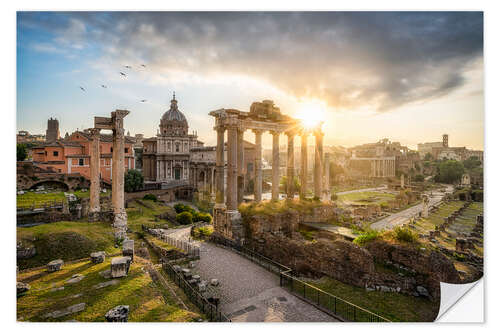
[243,212,460,299]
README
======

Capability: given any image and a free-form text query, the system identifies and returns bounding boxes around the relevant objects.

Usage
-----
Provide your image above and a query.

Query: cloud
[18,11,483,113]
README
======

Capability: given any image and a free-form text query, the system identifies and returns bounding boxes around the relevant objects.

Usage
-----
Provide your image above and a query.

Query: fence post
[303,283,306,298]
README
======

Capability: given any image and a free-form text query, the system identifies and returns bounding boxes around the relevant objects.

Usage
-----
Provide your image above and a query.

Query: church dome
[159,93,189,136]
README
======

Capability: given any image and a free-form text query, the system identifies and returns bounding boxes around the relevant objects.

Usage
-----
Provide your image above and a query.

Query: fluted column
[226,123,238,210]
[286,132,295,199]
[215,126,226,207]
[89,128,101,221]
[314,130,324,198]
[271,131,280,201]
[112,110,129,230]
[253,129,263,202]
[300,133,308,199]
[237,128,244,205]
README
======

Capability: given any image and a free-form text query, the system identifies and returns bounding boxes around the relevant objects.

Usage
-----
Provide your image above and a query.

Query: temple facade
[142,94,204,185]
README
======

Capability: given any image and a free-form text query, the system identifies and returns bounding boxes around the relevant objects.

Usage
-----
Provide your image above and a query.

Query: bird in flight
[79,86,85,92]
[101,85,107,88]
[124,65,132,69]
[120,72,127,76]
[140,99,147,102]
[141,64,146,68]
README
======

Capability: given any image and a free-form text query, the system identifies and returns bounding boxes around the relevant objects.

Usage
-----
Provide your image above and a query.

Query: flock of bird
[79,64,148,103]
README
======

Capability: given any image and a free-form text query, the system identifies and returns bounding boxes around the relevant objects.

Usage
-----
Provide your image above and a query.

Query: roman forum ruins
[89,110,130,238]
[209,100,326,243]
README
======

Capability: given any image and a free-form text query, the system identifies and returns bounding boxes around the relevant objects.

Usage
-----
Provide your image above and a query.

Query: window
[176,143,180,152]
[53,151,59,157]
[110,147,113,152]
[79,158,84,166]
[125,148,129,153]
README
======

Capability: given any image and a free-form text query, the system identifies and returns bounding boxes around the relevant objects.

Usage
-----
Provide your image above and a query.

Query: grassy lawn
[17,258,201,322]
[337,191,395,206]
[17,192,66,209]
[126,199,177,232]
[17,221,120,270]
[309,276,439,322]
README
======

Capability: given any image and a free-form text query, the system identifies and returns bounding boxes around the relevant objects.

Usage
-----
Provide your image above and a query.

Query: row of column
[371,159,396,177]
[214,125,325,211]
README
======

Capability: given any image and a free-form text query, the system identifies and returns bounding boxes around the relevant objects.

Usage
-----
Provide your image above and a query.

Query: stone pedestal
[90,251,106,264]
[422,195,429,218]
[47,259,64,272]
[111,256,131,278]
[122,239,134,262]
[226,210,244,243]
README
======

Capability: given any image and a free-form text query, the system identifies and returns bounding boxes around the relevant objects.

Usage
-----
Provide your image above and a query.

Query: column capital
[269,130,281,137]
[252,128,264,135]
[112,109,130,120]
[314,129,324,138]
[89,128,101,137]
[214,125,226,132]
[285,130,298,137]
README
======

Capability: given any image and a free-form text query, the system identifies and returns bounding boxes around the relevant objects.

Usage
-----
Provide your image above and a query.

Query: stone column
[401,173,405,188]
[215,126,226,207]
[271,131,280,201]
[323,152,331,201]
[314,130,324,198]
[237,128,244,205]
[286,132,295,199]
[89,128,101,222]
[226,123,238,210]
[300,133,308,199]
[111,110,129,236]
[253,129,263,202]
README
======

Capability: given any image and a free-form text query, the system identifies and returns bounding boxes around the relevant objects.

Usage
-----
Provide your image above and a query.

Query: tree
[435,160,465,184]
[424,153,433,161]
[463,156,482,170]
[280,176,300,195]
[124,169,144,192]
[17,144,27,161]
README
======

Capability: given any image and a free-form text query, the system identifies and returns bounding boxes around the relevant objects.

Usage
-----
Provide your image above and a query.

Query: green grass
[17,258,201,322]
[17,192,66,209]
[17,221,120,270]
[337,191,395,206]
[126,200,177,232]
[309,276,439,322]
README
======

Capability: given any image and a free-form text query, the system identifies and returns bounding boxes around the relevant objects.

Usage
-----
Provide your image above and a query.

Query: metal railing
[210,235,390,322]
[163,261,231,322]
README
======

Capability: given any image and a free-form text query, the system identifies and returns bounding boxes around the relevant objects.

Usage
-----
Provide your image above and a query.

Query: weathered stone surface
[172,265,181,272]
[17,244,36,259]
[105,305,129,322]
[210,278,219,286]
[94,279,120,289]
[192,274,201,282]
[90,251,106,264]
[66,274,85,284]
[111,257,131,278]
[99,269,111,279]
[17,282,30,296]
[43,303,86,319]
[198,281,207,292]
[122,239,134,261]
[47,259,64,272]
[416,286,430,297]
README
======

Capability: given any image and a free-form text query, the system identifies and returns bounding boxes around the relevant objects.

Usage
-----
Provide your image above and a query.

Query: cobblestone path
[166,227,336,322]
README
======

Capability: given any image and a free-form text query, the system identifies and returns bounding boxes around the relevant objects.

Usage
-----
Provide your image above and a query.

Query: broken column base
[113,211,128,240]
[226,210,244,244]
[88,210,101,222]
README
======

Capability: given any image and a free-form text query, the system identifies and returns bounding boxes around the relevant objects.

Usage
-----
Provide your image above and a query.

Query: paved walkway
[165,227,336,322]
[370,185,454,231]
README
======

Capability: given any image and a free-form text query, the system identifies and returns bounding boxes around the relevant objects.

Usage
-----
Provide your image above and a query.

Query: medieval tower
[46,117,60,142]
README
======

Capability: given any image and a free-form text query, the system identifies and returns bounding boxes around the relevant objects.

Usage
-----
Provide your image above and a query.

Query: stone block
[90,251,106,264]
[122,239,134,262]
[111,257,131,278]
[66,274,85,284]
[210,279,219,286]
[47,259,64,272]
[105,305,129,322]
[198,281,207,292]
[17,282,30,296]
[192,274,201,282]
[172,265,181,273]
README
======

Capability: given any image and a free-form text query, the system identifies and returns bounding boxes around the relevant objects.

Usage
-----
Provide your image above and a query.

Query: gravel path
[167,227,336,322]
[371,185,454,231]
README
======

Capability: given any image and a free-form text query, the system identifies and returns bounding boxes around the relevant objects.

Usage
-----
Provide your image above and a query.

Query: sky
[16,11,484,150]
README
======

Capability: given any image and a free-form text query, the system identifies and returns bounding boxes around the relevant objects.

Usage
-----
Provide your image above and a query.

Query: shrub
[353,230,380,246]
[124,169,144,192]
[392,226,418,243]
[176,211,193,225]
[174,203,196,214]
[143,194,157,202]
[330,193,338,201]
[193,212,212,223]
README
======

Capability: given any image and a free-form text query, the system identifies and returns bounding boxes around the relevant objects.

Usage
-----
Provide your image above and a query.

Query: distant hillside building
[418,134,482,161]
[17,130,45,144]
[46,117,60,142]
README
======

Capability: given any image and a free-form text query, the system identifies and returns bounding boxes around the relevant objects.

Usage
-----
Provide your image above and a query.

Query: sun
[295,100,326,130]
